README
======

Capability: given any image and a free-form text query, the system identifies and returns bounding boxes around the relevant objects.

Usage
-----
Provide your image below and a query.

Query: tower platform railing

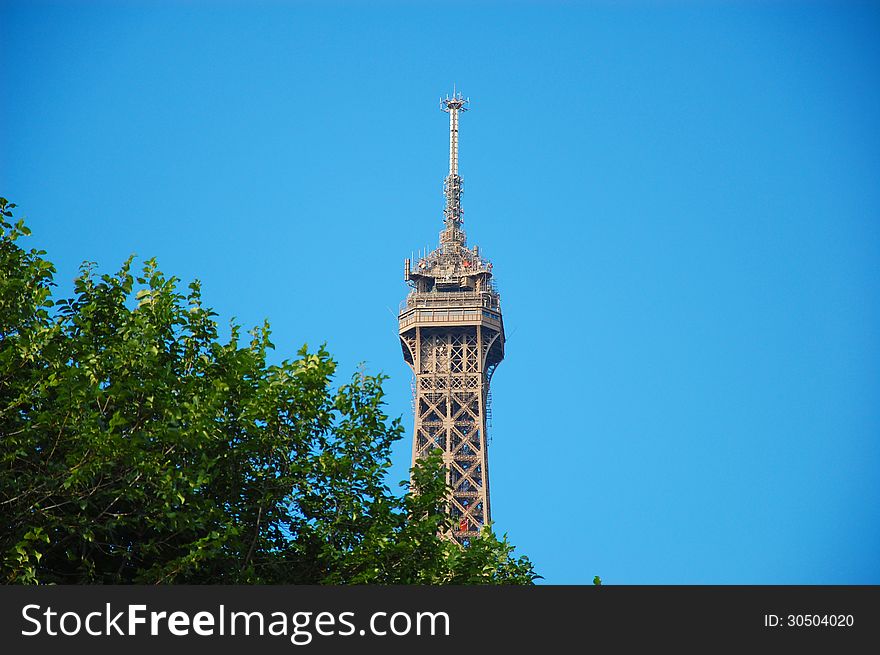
[399,291,500,313]
[398,308,503,332]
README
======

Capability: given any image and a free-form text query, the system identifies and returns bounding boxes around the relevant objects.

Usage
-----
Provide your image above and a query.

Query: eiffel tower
[398,91,504,544]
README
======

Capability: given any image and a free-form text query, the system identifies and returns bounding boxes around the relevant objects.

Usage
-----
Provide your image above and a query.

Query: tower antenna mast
[440,89,469,234]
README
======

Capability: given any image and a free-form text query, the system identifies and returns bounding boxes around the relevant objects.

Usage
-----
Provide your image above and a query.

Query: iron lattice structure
[399,91,504,544]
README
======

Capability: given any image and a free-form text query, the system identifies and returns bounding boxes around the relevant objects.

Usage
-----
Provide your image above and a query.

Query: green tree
[0,199,537,585]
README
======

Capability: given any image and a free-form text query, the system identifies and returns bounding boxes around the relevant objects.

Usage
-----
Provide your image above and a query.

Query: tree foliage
[0,198,537,584]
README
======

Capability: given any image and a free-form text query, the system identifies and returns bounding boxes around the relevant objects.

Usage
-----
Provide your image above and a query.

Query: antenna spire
[440,89,469,244]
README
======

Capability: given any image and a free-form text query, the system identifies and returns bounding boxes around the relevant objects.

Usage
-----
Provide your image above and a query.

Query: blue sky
[2,1,878,584]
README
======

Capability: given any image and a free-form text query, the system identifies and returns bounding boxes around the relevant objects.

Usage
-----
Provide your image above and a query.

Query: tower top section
[404,90,498,299]
[440,89,469,245]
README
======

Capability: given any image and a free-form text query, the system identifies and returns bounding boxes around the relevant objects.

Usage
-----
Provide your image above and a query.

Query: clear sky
[2,1,878,584]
